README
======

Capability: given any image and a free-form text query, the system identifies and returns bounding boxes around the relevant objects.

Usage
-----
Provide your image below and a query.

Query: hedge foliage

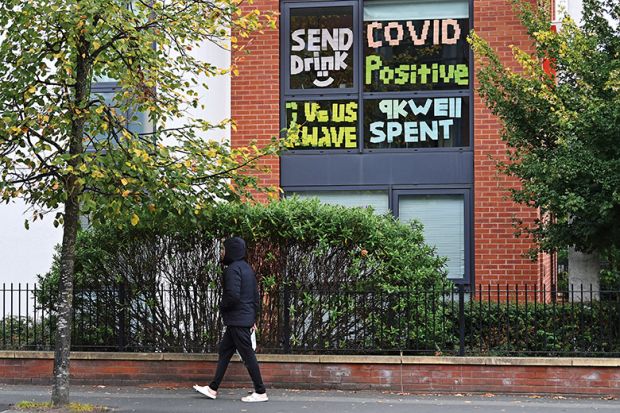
[38,198,450,352]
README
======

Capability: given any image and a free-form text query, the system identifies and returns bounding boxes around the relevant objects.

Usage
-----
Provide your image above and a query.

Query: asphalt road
[0,385,619,413]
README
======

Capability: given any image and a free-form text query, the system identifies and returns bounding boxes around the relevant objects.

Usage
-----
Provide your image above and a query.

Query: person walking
[193,236,268,402]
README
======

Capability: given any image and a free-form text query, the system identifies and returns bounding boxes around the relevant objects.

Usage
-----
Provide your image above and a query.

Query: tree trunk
[568,247,600,301]
[51,34,90,406]
[51,192,80,406]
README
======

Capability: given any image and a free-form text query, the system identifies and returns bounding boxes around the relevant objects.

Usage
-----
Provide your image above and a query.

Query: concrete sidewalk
[0,385,619,413]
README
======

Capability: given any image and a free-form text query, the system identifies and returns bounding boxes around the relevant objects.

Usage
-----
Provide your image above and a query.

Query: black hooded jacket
[220,237,260,327]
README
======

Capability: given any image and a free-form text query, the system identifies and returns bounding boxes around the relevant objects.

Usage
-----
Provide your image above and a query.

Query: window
[285,99,358,150]
[363,96,469,148]
[281,0,471,152]
[280,0,473,282]
[396,192,467,280]
[88,82,154,151]
[288,5,356,91]
[291,190,390,215]
[364,0,470,92]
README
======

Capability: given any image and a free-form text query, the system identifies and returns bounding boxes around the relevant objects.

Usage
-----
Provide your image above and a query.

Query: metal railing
[1,282,619,356]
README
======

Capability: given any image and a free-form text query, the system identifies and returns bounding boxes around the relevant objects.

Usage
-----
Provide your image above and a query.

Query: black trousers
[209,326,266,394]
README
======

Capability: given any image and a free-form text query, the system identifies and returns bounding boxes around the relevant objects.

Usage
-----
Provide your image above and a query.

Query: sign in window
[285,100,358,149]
[363,0,469,92]
[289,6,355,90]
[364,96,469,148]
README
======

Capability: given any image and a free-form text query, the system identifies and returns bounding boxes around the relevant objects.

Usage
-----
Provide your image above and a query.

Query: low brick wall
[1,352,619,396]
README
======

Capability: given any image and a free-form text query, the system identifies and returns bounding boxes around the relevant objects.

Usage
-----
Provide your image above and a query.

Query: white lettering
[291,29,306,51]
[307,29,321,51]
[370,121,386,143]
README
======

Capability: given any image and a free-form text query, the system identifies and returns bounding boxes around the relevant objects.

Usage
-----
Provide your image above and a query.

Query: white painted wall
[0,41,231,285]
[554,0,584,24]
[0,200,61,285]
[165,40,231,144]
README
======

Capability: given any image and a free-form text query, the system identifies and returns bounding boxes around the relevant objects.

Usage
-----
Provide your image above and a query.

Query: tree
[0,0,277,406]
[469,0,620,276]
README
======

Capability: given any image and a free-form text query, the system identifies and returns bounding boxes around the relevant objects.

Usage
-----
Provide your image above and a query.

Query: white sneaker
[241,392,268,402]
[193,384,217,399]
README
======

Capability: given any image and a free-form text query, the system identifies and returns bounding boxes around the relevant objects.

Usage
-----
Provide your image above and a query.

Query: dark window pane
[289,6,355,90]
[285,100,358,150]
[363,18,470,91]
[364,96,469,148]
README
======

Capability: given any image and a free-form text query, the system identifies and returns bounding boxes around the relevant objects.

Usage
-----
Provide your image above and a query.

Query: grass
[14,401,108,412]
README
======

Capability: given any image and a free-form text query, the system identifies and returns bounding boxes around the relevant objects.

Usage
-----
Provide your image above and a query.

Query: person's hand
[251,323,257,332]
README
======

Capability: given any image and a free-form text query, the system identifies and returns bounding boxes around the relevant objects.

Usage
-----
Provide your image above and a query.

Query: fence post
[116,282,127,351]
[458,283,465,356]
[281,284,291,354]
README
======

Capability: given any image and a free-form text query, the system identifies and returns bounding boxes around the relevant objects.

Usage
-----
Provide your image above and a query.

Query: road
[0,385,618,413]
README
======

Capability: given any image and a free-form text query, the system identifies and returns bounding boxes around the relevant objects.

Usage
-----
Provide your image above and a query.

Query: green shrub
[38,198,449,353]
[456,299,620,356]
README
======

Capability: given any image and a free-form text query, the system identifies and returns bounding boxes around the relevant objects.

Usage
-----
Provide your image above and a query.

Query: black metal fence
[1,282,619,356]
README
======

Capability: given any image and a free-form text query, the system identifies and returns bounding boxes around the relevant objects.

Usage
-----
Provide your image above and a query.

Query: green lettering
[365,55,382,85]
[380,66,395,84]
[439,64,455,83]
[418,64,431,84]
[318,126,331,147]
[395,65,409,85]
[410,65,418,84]
[332,103,346,122]
[344,127,357,148]
[318,108,329,122]
[301,126,318,147]
[455,64,469,86]
[345,102,358,122]
[331,127,345,147]
[304,102,320,122]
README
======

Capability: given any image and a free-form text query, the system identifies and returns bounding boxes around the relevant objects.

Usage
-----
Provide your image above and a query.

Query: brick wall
[231,0,280,203]
[231,0,554,286]
[1,353,619,396]
[473,0,546,286]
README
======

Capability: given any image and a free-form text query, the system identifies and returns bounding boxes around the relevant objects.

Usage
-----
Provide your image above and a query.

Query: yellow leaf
[122,190,130,197]
[120,178,128,186]
[28,86,36,94]
[131,214,140,226]
[95,106,104,114]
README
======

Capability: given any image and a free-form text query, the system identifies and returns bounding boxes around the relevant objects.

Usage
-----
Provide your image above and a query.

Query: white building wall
[0,42,231,285]
[554,0,584,24]
[0,200,61,285]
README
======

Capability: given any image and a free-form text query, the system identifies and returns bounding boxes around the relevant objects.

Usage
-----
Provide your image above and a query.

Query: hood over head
[223,237,246,265]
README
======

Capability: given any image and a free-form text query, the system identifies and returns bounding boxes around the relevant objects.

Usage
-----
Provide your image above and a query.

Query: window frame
[88,81,155,152]
[286,185,392,210]
[282,0,360,96]
[392,187,472,283]
[280,0,474,154]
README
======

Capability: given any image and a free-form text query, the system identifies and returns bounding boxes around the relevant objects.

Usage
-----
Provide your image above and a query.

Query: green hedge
[37,198,450,353]
[453,299,620,356]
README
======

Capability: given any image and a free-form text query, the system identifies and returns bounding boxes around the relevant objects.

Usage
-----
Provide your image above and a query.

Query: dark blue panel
[281,151,473,187]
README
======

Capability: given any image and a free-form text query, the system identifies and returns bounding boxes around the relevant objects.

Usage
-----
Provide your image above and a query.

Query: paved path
[0,385,618,413]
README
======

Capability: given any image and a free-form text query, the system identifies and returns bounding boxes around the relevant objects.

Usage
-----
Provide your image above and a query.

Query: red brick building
[231,0,556,287]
